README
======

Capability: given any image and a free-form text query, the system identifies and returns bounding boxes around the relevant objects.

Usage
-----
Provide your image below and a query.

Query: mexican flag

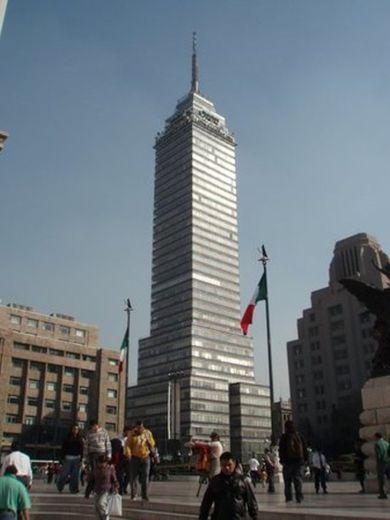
[119,327,129,374]
[240,273,267,335]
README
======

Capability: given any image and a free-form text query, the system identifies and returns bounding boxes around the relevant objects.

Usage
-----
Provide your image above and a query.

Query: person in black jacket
[278,420,308,504]
[57,424,84,493]
[199,451,258,520]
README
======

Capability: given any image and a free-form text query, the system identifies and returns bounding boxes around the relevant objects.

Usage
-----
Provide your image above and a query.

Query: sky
[1,0,390,400]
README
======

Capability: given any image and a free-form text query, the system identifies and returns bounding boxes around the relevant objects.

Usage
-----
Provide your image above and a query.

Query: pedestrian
[0,443,33,490]
[354,439,366,493]
[85,454,119,520]
[0,465,31,520]
[311,447,328,494]
[56,423,84,494]
[199,451,258,520]
[263,447,276,493]
[124,420,155,501]
[278,419,308,503]
[121,425,133,494]
[84,420,112,471]
[188,432,223,478]
[247,453,260,487]
[374,432,389,499]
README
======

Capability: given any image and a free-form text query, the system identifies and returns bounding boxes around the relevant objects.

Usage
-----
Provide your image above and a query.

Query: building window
[26,318,38,328]
[108,373,118,383]
[30,361,44,371]
[66,352,80,360]
[309,326,319,337]
[49,348,64,357]
[45,399,56,409]
[12,358,23,368]
[47,364,60,373]
[328,304,343,317]
[105,422,116,431]
[82,355,96,362]
[81,370,92,379]
[6,415,18,424]
[10,315,22,325]
[108,359,118,367]
[32,345,47,354]
[14,342,29,351]
[7,395,20,405]
[47,382,58,392]
[25,416,36,425]
[64,367,75,377]
[333,349,348,360]
[330,320,344,331]
[106,405,117,415]
[63,384,74,393]
[75,329,86,338]
[27,397,38,407]
[79,386,89,395]
[309,313,316,322]
[42,322,54,332]
[332,335,346,346]
[59,325,70,335]
[62,401,72,411]
[78,403,87,413]
[29,379,40,389]
[107,389,117,399]
[9,376,22,386]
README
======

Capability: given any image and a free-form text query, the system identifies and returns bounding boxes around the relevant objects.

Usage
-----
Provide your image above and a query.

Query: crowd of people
[0,418,389,519]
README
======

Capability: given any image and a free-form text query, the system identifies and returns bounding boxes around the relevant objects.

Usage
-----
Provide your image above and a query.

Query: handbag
[107,493,122,516]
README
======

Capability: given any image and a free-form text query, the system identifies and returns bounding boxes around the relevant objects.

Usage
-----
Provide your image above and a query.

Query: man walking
[124,420,155,501]
[374,432,389,499]
[311,447,328,494]
[0,465,31,520]
[278,420,308,503]
[84,420,112,470]
[199,451,258,520]
[0,443,33,490]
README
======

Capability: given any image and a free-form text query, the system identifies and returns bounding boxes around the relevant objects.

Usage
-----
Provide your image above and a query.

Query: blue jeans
[57,456,81,493]
[283,462,304,501]
[130,456,150,499]
[0,512,16,520]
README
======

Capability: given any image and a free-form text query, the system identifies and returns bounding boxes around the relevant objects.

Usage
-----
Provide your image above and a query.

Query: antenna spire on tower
[191,31,199,93]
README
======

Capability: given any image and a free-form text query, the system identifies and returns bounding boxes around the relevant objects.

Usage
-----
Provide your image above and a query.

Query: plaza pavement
[30,477,390,520]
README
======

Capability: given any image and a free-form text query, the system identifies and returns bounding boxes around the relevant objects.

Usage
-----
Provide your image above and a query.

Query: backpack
[286,432,304,459]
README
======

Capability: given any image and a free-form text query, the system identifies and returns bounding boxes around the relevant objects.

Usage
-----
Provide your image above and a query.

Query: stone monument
[340,264,390,491]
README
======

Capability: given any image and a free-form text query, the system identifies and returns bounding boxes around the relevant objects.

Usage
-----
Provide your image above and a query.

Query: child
[85,454,119,520]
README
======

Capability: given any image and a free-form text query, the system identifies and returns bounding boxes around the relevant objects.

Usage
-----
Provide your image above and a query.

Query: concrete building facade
[128,39,271,461]
[0,303,126,458]
[287,233,389,453]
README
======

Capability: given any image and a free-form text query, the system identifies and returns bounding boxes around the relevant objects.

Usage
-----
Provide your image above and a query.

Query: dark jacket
[199,472,258,520]
[61,434,84,459]
[278,430,308,466]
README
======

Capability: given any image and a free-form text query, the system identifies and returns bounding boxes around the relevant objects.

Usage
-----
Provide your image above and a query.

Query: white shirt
[209,440,223,460]
[311,451,327,470]
[0,451,33,481]
[248,457,260,471]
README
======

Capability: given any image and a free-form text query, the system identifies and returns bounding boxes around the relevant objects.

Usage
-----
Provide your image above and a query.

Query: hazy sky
[1,1,389,399]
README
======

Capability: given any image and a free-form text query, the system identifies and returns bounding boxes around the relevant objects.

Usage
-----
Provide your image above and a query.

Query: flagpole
[124,299,132,427]
[259,246,275,445]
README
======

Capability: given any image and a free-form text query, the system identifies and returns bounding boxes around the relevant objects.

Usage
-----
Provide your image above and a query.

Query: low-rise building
[0,303,125,458]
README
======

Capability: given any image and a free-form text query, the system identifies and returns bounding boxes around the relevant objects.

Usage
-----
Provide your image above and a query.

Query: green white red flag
[240,272,267,335]
[119,326,129,374]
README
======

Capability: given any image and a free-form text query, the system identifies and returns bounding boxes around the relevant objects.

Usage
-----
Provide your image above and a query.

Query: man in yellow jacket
[124,420,155,501]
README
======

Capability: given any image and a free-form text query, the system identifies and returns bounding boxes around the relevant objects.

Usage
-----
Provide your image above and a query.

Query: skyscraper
[128,37,270,459]
[287,233,389,453]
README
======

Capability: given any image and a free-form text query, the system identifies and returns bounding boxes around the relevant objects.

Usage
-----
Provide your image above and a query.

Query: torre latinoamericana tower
[128,38,271,459]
